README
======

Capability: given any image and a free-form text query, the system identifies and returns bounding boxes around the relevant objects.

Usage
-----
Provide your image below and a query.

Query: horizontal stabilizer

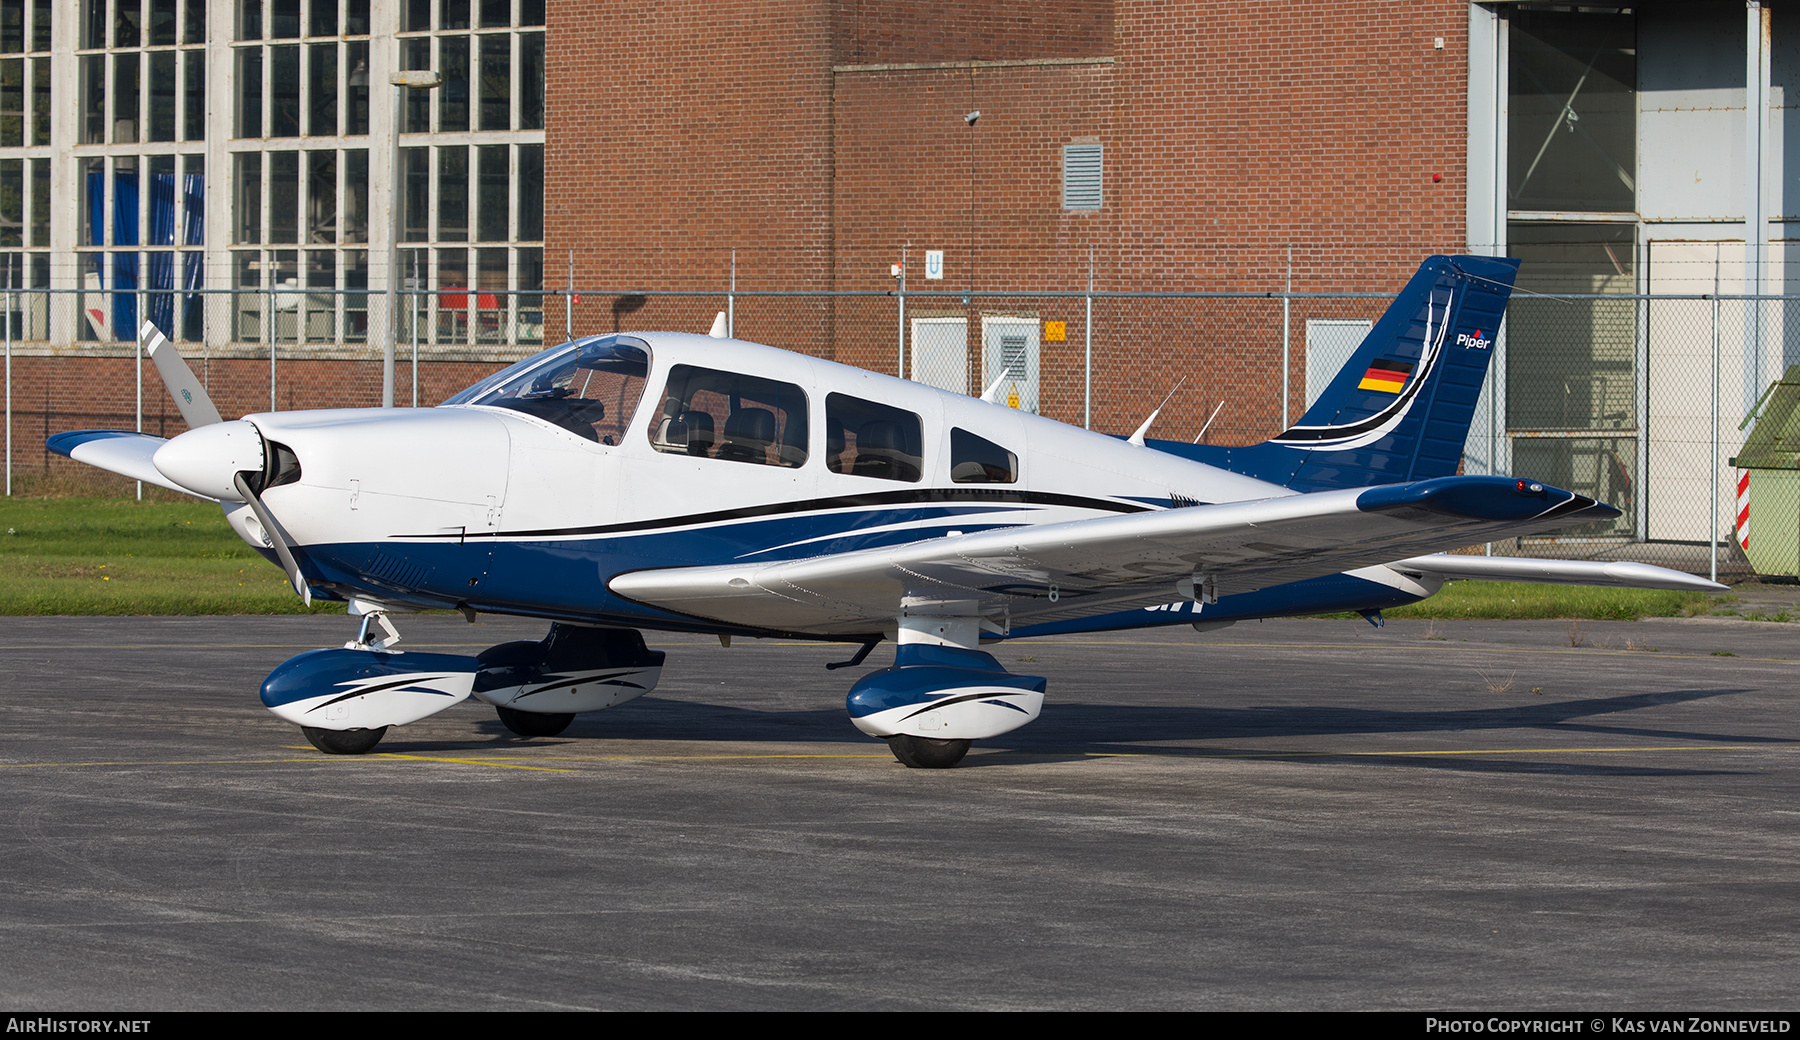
[46,430,215,500]
[1390,554,1727,592]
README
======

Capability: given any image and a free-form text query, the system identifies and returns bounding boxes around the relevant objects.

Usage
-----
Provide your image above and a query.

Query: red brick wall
[831,62,1116,293]
[538,0,1473,435]
[543,0,838,295]
[1110,0,1470,293]
[836,1,1112,64]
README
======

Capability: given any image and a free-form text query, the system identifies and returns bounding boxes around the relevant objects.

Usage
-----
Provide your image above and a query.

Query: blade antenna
[1128,378,1186,447]
[1193,399,1226,444]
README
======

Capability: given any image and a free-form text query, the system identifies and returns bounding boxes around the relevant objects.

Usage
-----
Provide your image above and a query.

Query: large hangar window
[1503,6,1639,541]
[1507,6,1637,213]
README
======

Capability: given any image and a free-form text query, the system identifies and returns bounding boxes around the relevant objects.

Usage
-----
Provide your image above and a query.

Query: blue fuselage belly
[294,501,1426,638]
[298,505,1046,629]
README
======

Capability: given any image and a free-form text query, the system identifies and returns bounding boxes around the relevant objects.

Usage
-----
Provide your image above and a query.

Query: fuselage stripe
[398,487,1151,540]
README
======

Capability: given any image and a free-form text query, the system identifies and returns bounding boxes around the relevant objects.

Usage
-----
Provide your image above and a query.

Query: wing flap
[610,476,1620,634]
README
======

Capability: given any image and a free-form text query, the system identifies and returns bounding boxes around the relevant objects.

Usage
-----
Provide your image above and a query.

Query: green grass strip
[0,495,339,615]
[0,495,1733,620]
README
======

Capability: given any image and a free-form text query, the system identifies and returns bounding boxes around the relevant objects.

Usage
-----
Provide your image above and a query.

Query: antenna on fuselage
[978,371,1012,404]
[707,311,728,338]
[1127,379,1186,447]
[1193,400,1226,444]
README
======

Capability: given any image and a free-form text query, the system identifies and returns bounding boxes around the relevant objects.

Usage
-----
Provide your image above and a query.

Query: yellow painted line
[0,757,332,768]
[375,752,580,773]
[516,753,892,762]
[948,743,1780,760]
[1196,743,1773,760]
[0,743,1780,773]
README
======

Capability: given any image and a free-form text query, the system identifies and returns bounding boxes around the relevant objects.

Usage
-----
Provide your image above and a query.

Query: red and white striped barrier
[1736,469,1751,551]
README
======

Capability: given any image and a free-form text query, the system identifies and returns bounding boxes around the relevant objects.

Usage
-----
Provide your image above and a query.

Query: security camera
[964,111,980,125]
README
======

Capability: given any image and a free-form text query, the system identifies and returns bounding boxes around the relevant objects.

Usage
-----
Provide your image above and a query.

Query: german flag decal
[1357,359,1415,394]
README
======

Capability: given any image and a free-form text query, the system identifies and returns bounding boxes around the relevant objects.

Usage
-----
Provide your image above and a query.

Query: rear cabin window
[649,365,809,468]
[951,428,1018,484]
[825,394,923,483]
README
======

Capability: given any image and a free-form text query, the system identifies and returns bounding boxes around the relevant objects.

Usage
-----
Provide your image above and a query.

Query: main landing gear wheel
[301,726,388,755]
[495,705,575,737]
[887,735,973,769]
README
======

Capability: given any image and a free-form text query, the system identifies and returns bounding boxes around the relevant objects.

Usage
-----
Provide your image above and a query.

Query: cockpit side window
[451,336,650,446]
[649,364,809,468]
[950,428,1018,484]
[825,394,922,483]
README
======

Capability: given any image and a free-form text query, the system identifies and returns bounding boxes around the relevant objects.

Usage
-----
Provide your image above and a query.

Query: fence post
[4,255,10,496]
[728,248,735,339]
[565,249,573,343]
[266,277,275,413]
[1084,246,1093,430]
[1281,245,1291,429]
[1712,284,1721,585]
[135,281,143,500]
[1634,281,1650,545]
[411,252,420,408]
[896,245,907,381]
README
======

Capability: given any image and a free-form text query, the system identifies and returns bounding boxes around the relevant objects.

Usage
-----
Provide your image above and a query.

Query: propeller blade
[141,321,224,429]
[232,471,312,606]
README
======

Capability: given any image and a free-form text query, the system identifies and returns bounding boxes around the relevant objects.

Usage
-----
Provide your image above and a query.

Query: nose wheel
[887,735,972,769]
[301,726,388,755]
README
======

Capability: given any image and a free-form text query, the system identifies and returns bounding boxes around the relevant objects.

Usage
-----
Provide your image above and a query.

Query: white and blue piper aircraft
[50,255,1721,767]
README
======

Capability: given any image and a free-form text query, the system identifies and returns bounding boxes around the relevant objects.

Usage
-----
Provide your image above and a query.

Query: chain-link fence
[2,283,1787,580]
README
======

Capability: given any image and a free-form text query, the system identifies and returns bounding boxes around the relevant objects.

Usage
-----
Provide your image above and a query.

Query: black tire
[301,726,388,754]
[887,735,972,769]
[496,705,575,737]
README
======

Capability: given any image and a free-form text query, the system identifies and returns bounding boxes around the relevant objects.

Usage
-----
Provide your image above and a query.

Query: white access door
[911,317,969,394]
[1304,319,1373,408]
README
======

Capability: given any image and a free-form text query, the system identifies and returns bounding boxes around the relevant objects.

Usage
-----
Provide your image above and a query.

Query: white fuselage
[212,333,1298,630]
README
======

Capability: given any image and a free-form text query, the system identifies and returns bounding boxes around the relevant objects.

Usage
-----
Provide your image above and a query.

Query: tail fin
[1153,254,1520,491]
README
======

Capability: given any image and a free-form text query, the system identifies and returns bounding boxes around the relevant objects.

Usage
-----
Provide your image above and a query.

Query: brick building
[545,1,1471,295]
[540,1,1796,550]
[3,0,1793,551]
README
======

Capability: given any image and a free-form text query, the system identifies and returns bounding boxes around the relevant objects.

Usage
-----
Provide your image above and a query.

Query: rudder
[1153,254,1519,492]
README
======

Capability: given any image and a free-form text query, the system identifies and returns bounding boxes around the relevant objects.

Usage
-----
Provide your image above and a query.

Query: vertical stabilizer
[1152,255,1520,491]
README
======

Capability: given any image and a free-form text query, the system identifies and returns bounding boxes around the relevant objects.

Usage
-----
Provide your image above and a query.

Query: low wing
[47,430,215,500]
[1391,554,1725,592]
[610,475,1620,635]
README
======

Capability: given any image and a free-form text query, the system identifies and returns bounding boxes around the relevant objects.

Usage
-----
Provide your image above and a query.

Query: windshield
[443,335,651,446]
